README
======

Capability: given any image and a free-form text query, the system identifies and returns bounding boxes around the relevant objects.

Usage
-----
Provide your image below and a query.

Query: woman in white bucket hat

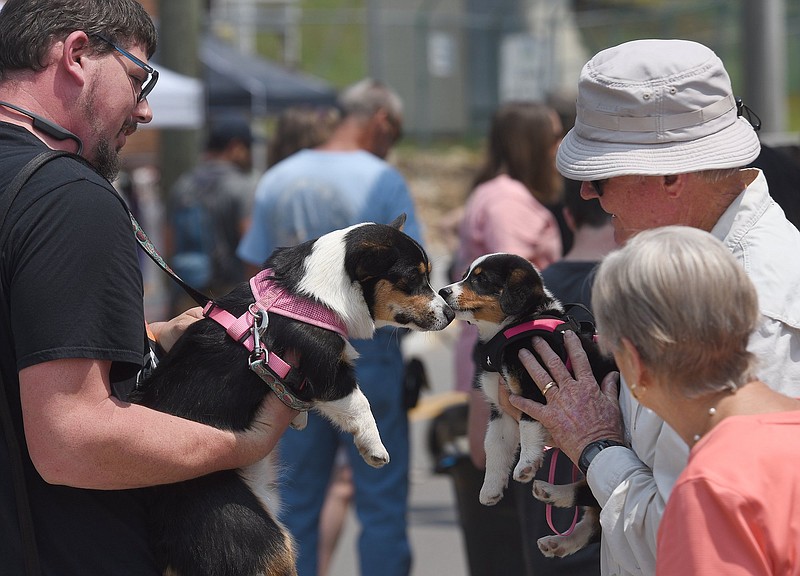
[504,39,800,576]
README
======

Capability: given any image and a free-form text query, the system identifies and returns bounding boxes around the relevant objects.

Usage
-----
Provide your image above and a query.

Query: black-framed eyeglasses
[590,179,607,197]
[92,33,159,103]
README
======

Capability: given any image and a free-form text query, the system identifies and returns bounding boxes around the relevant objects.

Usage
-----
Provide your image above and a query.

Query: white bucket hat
[557,39,761,180]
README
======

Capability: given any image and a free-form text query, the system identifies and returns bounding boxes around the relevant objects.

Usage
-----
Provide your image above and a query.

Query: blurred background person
[237,78,418,576]
[540,180,616,320]
[166,115,255,313]
[267,105,341,169]
[266,103,347,576]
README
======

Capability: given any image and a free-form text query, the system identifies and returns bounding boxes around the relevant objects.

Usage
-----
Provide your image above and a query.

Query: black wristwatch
[578,439,626,475]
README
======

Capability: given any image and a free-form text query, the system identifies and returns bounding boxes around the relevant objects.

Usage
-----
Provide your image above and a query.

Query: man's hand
[148,307,204,353]
[508,331,624,465]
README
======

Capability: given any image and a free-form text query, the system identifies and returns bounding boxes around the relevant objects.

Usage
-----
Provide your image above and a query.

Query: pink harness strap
[202,269,347,389]
[250,269,348,338]
[502,318,564,339]
[203,304,293,379]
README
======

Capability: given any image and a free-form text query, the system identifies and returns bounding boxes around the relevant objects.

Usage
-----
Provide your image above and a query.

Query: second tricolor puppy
[439,252,614,558]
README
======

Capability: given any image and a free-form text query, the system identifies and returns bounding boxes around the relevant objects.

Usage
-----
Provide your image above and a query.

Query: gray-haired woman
[512,226,800,575]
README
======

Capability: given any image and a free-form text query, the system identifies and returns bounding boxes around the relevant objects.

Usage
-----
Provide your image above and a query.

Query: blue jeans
[277,334,412,576]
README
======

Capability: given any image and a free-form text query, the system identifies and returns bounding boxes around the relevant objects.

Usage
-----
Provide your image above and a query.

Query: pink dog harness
[203,269,348,411]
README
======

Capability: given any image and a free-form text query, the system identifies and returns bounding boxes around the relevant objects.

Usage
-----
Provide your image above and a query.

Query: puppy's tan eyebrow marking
[473,266,484,275]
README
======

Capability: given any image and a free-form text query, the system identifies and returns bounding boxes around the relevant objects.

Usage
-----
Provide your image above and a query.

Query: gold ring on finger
[542,381,558,395]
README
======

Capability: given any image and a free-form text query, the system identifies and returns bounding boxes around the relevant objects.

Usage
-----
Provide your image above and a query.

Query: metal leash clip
[247,307,313,420]
[249,306,268,366]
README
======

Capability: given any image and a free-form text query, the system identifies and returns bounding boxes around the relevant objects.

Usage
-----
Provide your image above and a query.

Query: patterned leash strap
[129,212,211,306]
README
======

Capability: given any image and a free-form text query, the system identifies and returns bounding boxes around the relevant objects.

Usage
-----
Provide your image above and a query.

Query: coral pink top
[656,411,800,576]
[453,174,562,392]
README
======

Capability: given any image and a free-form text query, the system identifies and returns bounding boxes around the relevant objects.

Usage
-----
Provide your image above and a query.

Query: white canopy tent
[143,66,205,129]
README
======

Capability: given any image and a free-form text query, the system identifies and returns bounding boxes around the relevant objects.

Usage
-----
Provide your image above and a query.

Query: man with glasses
[504,39,800,576]
[0,1,297,574]
[238,78,418,576]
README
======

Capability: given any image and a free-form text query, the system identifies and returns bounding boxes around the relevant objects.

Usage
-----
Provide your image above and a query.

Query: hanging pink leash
[544,447,580,536]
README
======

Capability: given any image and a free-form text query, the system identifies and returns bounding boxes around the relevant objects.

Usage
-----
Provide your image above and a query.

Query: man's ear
[388,213,406,231]
[61,30,92,89]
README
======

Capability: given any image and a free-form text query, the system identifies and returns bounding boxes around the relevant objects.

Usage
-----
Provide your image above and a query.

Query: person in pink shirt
[514,225,800,575]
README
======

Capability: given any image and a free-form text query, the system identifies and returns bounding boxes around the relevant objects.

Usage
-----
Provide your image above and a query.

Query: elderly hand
[508,330,624,465]
[148,307,204,353]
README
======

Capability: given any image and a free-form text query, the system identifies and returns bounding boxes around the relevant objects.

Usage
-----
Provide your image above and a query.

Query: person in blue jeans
[237,78,417,576]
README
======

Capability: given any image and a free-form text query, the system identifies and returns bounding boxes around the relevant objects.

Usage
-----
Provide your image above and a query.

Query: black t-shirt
[0,123,158,574]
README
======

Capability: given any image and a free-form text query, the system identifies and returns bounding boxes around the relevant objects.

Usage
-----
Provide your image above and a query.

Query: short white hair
[592,226,759,397]
[337,78,403,122]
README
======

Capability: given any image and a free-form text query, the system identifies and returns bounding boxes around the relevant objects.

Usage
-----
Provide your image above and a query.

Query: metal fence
[209,0,799,141]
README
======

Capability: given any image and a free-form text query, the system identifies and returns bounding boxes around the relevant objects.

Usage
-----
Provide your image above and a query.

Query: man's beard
[81,83,122,181]
[92,137,121,182]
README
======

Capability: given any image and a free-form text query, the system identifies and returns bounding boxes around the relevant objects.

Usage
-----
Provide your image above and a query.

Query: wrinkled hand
[148,307,204,353]
[508,331,624,465]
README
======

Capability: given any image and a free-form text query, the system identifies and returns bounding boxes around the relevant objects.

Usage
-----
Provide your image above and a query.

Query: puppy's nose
[439,286,453,298]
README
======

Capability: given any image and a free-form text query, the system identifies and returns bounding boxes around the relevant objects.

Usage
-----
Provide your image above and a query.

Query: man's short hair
[337,78,403,124]
[0,0,156,78]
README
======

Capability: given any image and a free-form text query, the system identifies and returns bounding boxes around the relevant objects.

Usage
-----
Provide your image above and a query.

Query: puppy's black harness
[476,305,597,374]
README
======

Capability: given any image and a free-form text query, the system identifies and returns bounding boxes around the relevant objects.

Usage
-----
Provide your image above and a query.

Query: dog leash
[544,448,580,537]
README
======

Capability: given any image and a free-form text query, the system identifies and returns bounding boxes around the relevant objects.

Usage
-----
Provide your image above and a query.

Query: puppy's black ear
[388,213,407,231]
[352,242,397,282]
[499,267,544,316]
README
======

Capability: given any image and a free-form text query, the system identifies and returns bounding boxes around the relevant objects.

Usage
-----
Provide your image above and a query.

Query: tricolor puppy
[439,252,614,558]
[130,214,454,576]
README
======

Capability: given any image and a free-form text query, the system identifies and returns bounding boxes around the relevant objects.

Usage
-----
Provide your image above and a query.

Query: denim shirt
[587,169,800,576]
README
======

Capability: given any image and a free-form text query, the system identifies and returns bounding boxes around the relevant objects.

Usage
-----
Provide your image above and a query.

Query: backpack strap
[0,150,211,307]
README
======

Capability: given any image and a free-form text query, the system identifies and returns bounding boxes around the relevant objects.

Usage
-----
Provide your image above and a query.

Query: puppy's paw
[537,535,568,558]
[479,477,507,506]
[290,412,308,430]
[365,449,390,468]
[532,479,555,502]
[513,455,543,483]
[532,480,577,508]
[479,488,504,506]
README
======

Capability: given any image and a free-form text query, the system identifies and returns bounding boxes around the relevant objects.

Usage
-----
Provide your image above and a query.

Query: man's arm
[20,358,297,489]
